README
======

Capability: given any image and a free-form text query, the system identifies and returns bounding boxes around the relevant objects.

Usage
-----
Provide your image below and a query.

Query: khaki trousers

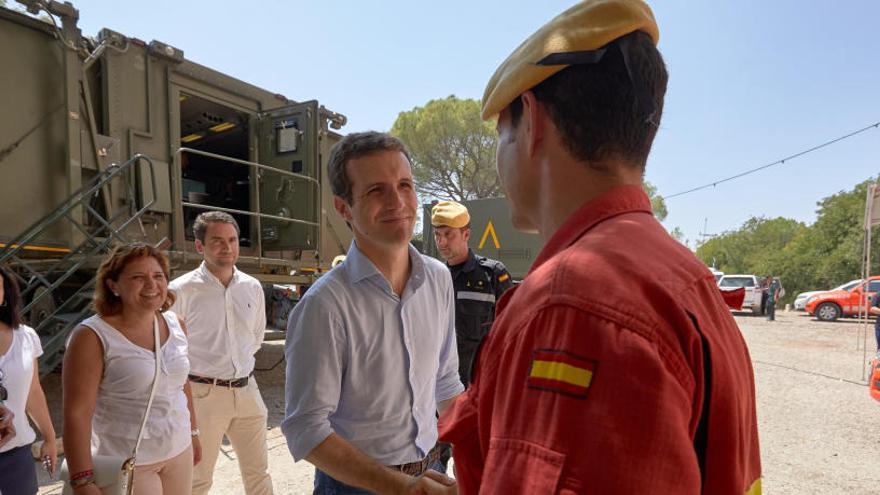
[190,379,273,495]
[132,446,193,495]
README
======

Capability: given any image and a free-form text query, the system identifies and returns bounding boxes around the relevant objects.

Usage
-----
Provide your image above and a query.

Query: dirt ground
[33,311,880,494]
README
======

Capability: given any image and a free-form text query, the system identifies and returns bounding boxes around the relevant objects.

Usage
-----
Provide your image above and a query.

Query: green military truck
[422,197,544,280]
[0,1,352,373]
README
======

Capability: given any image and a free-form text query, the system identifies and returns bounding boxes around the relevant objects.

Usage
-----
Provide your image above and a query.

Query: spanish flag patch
[527,349,597,398]
[498,273,510,283]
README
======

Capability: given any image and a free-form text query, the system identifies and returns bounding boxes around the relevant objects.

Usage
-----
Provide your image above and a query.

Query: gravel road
[34,311,880,494]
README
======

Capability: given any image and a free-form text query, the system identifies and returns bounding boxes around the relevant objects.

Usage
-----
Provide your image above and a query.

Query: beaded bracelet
[70,469,94,482]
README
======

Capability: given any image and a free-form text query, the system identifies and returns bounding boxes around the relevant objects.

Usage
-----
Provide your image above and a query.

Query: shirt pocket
[233,292,261,326]
[483,437,565,494]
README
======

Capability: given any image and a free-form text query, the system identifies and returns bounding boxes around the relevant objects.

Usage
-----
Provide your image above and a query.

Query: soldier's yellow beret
[481,0,659,120]
[431,201,470,229]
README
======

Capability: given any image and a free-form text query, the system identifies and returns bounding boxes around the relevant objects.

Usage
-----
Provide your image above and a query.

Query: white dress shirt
[169,262,266,379]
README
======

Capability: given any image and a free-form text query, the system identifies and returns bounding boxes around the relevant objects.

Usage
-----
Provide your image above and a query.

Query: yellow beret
[431,201,470,229]
[481,0,659,120]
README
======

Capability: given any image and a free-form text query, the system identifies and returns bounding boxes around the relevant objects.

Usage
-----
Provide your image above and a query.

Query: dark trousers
[0,444,38,495]
[314,469,375,495]
[875,323,880,354]
[766,302,776,321]
[313,457,448,494]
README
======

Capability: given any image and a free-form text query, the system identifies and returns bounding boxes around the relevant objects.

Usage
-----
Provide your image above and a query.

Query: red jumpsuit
[439,185,762,494]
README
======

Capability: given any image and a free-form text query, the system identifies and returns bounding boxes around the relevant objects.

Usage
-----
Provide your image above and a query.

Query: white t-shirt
[0,324,43,453]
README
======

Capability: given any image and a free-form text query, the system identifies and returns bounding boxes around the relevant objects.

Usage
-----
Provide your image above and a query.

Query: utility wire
[665,121,880,200]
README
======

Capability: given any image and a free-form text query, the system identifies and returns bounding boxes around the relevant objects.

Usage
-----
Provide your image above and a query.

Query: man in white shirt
[170,211,273,495]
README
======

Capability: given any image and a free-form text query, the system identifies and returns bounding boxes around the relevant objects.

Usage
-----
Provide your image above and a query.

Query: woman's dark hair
[0,264,23,329]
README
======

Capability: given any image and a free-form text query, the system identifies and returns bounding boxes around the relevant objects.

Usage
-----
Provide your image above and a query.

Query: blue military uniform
[448,249,513,386]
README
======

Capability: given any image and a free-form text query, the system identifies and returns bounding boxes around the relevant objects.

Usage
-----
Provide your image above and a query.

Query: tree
[392,96,670,221]
[391,96,500,201]
[669,226,687,247]
[643,181,667,222]
[694,176,880,303]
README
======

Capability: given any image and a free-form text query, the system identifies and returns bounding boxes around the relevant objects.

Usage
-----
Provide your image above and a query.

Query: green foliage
[669,226,687,246]
[391,96,500,201]
[391,96,671,223]
[696,176,880,303]
[643,181,668,222]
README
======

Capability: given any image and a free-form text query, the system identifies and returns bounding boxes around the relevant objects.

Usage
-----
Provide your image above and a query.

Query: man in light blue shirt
[283,131,463,495]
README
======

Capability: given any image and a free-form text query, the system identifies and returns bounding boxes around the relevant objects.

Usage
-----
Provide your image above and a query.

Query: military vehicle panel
[422,197,544,280]
[0,1,352,372]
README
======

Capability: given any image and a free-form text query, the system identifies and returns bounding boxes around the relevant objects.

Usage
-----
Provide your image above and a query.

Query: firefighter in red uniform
[438,1,763,494]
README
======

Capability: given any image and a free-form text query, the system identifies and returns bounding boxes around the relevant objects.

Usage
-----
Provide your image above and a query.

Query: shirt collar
[450,249,479,274]
[344,241,426,292]
[529,184,652,275]
[198,261,240,286]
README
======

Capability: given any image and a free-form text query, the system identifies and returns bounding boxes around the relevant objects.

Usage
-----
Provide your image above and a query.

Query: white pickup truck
[717,275,764,315]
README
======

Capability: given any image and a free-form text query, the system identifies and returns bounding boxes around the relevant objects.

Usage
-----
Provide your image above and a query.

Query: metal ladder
[0,154,157,375]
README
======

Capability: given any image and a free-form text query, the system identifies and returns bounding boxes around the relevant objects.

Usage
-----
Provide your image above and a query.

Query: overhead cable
[665,121,880,199]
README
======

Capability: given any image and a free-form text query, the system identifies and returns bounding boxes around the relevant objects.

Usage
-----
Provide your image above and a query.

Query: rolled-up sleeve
[282,294,346,461]
[435,276,464,402]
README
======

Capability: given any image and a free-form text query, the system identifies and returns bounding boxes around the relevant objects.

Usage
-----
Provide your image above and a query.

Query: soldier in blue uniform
[431,201,513,386]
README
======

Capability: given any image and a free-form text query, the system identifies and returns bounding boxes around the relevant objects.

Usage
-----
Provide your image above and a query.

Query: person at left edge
[169,211,274,495]
[0,264,56,495]
[283,131,463,494]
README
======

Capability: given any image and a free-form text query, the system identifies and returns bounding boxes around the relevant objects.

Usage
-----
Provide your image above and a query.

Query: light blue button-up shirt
[282,241,464,465]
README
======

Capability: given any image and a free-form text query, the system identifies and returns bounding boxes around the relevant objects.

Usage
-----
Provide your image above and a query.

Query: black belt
[388,444,444,476]
[188,374,251,388]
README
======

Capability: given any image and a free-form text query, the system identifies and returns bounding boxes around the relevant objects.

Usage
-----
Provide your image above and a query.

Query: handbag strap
[130,313,162,460]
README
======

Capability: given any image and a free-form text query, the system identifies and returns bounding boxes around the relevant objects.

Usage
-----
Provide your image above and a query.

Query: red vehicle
[805,276,880,321]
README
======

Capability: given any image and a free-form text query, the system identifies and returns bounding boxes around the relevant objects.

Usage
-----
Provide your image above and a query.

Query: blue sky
[61,0,880,246]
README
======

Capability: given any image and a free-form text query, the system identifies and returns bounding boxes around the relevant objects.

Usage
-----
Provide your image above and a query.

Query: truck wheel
[752,305,763,316]
[815,302,841,322]
[28,287,56,329]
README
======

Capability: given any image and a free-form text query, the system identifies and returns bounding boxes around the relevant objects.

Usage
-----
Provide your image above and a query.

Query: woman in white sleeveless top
[63,244,201,494]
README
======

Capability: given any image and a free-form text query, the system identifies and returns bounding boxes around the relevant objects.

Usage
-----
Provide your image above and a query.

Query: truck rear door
[256,101,320,252]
